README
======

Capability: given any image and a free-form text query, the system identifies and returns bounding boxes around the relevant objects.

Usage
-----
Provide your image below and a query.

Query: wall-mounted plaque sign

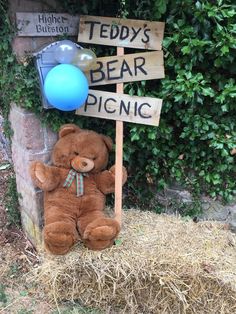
[16,12,79,36]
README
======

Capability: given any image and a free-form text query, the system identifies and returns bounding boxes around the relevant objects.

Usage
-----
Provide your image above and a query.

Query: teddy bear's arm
[30,161,62,191]
[95,165,127,195]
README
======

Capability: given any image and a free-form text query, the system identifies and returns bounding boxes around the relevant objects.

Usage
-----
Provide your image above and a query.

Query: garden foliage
[0,0,236,211]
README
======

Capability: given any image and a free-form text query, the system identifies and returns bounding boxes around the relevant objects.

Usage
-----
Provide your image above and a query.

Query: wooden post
[115,47,124,225]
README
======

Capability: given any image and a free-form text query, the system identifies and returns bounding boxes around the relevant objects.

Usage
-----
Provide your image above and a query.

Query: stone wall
[156,187,236,232]
[9,104,58,247]
[7,0,61,248]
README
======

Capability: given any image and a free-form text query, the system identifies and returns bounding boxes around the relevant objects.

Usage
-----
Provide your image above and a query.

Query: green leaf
[19,290,28,297]
[181,46,191,54]
[220,45,229,55]
[114,239,123,246]
[0,163,11,170]
[199,170,205,176]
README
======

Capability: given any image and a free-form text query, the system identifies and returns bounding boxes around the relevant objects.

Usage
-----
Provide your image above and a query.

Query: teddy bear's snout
[71,156,94,173]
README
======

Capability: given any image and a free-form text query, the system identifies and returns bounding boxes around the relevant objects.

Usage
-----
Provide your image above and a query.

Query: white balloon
[54,40,78,64]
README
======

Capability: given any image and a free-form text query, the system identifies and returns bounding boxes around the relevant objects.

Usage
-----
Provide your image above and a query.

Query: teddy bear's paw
[83,218,120,243]
[34,162,47,183]
[109,165,128,185]
[44,222,79,255]
[30,161,48,186]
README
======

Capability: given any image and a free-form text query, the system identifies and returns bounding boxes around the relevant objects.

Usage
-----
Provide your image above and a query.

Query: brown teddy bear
[30,124,127,255]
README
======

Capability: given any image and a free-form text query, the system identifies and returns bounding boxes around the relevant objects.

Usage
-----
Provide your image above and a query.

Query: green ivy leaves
[122,0,236,207]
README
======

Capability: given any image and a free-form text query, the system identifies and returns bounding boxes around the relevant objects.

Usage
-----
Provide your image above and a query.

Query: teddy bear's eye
[92,157,96,160]
[74,152,79,156]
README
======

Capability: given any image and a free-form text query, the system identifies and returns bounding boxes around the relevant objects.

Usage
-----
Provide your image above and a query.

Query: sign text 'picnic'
[76,90,162,126]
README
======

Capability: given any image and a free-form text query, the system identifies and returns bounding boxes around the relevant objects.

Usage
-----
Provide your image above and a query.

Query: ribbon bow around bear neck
[63,169,88,197]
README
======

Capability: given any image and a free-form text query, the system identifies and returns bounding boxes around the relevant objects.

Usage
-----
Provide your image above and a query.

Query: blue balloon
[44,64,89,111]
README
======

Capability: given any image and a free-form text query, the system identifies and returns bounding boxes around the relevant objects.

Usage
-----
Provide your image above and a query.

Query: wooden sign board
[86,51,164,86]
[78,15,164,50]
[16,12,79,36]
[76,89,162,126]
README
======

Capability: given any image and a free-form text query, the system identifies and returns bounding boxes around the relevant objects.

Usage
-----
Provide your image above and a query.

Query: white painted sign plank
[16,12,79,36]
[76,89,162,126]
[86,51,164,86]
[78,15,165,50]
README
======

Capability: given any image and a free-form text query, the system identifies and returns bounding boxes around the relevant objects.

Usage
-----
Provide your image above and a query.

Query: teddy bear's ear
[101,135,113,151]
[59,124,82,138]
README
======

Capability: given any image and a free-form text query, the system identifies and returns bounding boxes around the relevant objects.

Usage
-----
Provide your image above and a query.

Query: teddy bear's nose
[71,156,94,173]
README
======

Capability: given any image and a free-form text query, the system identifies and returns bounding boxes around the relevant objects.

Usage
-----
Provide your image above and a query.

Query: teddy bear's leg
[77,213,120,250]
[44,221,80,255]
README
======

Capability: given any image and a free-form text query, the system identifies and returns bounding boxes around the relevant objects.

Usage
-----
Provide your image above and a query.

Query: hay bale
[34,210,236,313]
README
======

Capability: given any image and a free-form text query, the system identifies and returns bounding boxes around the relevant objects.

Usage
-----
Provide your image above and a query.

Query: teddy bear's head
[52,124,113,173]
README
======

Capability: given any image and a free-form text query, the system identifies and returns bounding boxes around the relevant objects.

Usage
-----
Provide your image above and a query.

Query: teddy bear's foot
[44,222,79,255]
[82,218,120,251]
[84,238,115,250]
